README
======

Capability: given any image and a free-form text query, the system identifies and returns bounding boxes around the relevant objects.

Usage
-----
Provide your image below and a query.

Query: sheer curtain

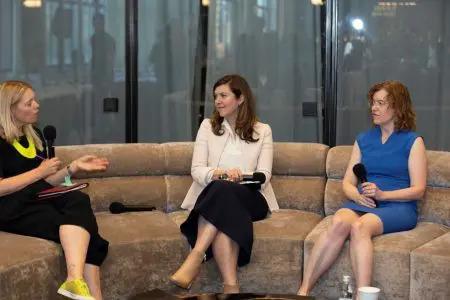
[138,0,199,142]
[204,0,322,142]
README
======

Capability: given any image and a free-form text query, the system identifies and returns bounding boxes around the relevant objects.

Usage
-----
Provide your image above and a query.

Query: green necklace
[12,135,37,159]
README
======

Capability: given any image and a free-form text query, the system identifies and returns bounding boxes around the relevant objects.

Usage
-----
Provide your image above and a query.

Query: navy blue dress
[342,126,420,234]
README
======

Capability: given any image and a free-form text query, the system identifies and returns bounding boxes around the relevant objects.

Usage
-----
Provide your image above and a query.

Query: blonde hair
[0,80,43,150]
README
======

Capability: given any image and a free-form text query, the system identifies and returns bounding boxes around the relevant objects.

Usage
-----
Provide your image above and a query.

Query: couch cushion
[304,217,448,300]
[271,176,325,215]
[163,143,194,175]
[273,143,329,176]
[79,176,167,213]
[96,211,188,299]
[410,231,450,300]
[56,144,165,178]
[168,209,323,294]
[165,175,193,213]
[0,232,63,300]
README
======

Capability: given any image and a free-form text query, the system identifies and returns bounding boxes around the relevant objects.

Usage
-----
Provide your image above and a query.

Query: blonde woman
[0,80,109,300]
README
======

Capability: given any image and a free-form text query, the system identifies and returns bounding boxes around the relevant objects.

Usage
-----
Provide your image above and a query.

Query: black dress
[0,130,108,266]
[180,180,268,267]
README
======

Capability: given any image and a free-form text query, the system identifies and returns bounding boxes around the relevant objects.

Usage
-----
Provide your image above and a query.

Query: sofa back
[56,142,329,215]
[325,146,450,226]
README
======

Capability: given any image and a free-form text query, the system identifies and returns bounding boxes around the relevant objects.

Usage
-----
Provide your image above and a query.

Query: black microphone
[43,125,56,158]
[353,163,367,183]
[353,163,377,207]
[242,172,266,184]
[109,201,156,214]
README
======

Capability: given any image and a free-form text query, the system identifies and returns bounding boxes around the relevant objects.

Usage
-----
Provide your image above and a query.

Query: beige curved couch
[0,143,448,300]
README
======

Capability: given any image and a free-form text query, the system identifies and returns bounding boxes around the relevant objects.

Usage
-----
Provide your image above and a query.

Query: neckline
[377,126,394,145]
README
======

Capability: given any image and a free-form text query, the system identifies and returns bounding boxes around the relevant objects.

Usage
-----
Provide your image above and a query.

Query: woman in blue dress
[297,80,427,297]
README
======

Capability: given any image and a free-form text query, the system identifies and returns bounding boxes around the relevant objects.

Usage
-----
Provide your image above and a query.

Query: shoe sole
[57,288,95,300]
[169,276,192,290]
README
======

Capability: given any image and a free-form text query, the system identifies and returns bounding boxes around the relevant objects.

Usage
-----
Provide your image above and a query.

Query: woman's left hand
[71,155,109,174]
[360,182,384,200]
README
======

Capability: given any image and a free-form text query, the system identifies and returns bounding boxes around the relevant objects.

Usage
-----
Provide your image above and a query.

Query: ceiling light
[23,0,42,8]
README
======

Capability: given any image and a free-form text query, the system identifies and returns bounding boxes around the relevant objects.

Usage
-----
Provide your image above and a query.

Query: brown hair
[368,80,416,131]
[210,74,259,142]
[0,80,43,150]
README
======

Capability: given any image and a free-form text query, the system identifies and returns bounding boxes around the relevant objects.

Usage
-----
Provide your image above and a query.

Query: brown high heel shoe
[169,249,204,289]
[223,282,240,294]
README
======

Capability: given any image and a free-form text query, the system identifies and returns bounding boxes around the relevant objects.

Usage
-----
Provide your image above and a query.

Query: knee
[350,221,369,240]
[328,216,352,238]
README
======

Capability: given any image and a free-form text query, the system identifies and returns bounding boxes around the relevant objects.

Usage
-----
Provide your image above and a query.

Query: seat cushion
[410,231,450,300]
[96,211,187,299]
[304,217,448,300]
[168,209,322,294]
[0,232,63,300]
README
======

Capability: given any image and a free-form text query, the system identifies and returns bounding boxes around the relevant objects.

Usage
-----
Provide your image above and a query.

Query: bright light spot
[351,18,364,31]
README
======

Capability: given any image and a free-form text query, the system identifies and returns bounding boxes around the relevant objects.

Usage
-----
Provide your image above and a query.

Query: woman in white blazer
[170,74,278,294]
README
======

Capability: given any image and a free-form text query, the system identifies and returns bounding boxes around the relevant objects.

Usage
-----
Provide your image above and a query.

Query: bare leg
[59,225,90,281]
[212,232,239,292]
[349,213,383,296]
[193,216,219,253]
[84,264,102,300]
[298,209,360,295]
[170,216,219,289]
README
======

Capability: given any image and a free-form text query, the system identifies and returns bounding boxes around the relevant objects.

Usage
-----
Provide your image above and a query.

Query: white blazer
[181,118,279,212]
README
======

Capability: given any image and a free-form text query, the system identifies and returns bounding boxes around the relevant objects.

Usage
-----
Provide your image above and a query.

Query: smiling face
[370,89,395,127]
[214,84,243,120]
[11,88,39,127]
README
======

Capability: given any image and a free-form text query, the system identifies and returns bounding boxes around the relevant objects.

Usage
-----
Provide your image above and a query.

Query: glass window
[205,0,323,142]
[336,0,450,151]
[137,0,200,142]
[0,0,125,145]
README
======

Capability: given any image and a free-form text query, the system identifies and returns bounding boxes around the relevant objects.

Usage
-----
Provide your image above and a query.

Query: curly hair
[210,74,259,142]
[368,80,416,131]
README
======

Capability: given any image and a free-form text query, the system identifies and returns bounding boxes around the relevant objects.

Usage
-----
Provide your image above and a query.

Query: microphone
[43,125,56,158]
[353,163,377,207]
[353,163,367,183]
[242,172,266,184]
[109,201,156,214]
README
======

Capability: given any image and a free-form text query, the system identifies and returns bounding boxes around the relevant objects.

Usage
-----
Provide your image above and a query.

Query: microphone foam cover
[109,202,125,214]
[43,125,57,140]
[253,172,266,184]
[353,163,367,179]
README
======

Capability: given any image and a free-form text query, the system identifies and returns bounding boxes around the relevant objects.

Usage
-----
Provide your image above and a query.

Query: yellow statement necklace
[12,135,37,159]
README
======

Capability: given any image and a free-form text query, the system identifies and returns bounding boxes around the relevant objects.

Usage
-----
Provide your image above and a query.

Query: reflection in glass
[0,0,125,145]
[336,0,450,150]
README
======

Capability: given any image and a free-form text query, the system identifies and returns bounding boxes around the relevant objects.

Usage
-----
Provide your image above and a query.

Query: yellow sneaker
[57,279,95,300]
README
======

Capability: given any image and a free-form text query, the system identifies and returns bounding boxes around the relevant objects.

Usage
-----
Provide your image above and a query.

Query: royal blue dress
[342,126,420,234]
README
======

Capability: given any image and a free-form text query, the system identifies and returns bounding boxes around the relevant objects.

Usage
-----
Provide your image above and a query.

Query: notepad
[36,183,89,199]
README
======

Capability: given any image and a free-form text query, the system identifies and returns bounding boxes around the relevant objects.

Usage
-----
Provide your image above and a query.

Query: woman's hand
[355,194,377,208]
[70,155,109,174]
[224,168,243,182]
[37,158,61,178]
[361,182,384,200]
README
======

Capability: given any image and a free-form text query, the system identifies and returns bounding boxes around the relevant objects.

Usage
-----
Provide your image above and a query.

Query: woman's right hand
[355,194,377,208]
[37,158,61,178]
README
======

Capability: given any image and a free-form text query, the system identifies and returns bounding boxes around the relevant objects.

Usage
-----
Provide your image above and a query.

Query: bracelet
[66,164,74,177]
